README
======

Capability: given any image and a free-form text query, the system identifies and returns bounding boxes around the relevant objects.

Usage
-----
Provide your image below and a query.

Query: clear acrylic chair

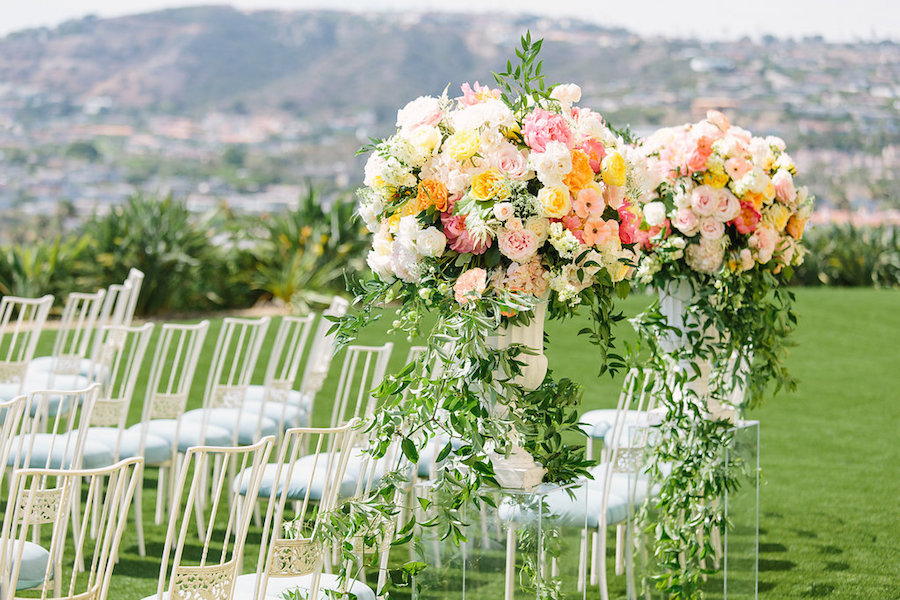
[0,457,143,600]
[139,437,275,600]
[0,295,54,401]
[182,316,276,446]
[232,422,377,600]
[25,289,106,388]
[241,313,316,433]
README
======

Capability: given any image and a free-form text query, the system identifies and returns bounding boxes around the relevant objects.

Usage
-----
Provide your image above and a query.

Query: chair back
[123,268,144,326]
[328,343,393,429]
[298,298,349,398]
[250,423,358,600]
[202,317,270,410]
[0,395,27,482]
[142,321,210,422]
[10,383,101,471]
[260,314,316,404]
[0,295,53,391]
[89,324,154,459]
[0,457,142,600]
[46,289,106,377]
[156,437,274,600]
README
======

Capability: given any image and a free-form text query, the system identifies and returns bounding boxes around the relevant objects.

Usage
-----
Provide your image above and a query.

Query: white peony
[396,96,443,132]
[643,201,667,227]
[416,227,447,258]
[529,141,572,187]
[550,83,582,105]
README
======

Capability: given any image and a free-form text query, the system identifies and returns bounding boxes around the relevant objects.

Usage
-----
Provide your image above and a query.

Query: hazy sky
[3,0,899,41]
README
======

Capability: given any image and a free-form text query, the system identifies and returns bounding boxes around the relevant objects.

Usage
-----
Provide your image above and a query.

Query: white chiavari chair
[0,295,53,401]
[0,457,142,600]
[139,437,274,600]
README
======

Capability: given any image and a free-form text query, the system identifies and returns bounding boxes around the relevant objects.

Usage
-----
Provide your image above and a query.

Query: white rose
[643,201,667,227]
[406,125,441,154]
[550,83,582,105]
[493,202,515,221]
[416,227,447,258]
[367,250,394,281]
[525,217,550,243]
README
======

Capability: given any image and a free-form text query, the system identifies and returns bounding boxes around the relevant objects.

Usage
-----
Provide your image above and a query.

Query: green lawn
[28,287,900,599]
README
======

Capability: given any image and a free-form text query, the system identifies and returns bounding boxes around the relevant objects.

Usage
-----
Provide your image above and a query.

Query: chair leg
[616,524,626,576]
[135,479,146,557]
[599,526,610,600]
[577,528,587,591]
[155,465,167,525]
[590,530,599,585]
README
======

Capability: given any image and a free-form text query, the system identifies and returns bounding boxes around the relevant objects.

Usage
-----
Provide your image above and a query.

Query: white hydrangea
[548,221,581,259]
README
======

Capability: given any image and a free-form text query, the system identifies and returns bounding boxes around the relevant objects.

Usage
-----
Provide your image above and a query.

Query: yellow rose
[764,204,791,232]
[470,169,508,201]
[763,180,776,203]
[445,129,480,162]
[538,186,572,219]
[702,170,730,189]
[786,215,807,240]
[601,150,627,187]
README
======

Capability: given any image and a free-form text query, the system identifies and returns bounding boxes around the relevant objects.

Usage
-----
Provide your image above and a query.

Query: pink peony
[731,201,761,235]
[573,186,605,218]
[441,211,491,255]
[522,108,574,153]
[454,268,487,303]
[497,227,539,262]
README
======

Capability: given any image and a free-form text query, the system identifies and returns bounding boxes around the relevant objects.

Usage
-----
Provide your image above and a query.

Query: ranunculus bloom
[572,184,605,219]
[562,150,594,193]
[454,268,487,303]
[522,108,574,153]
[414,179,448,213]
[731,201,762,235]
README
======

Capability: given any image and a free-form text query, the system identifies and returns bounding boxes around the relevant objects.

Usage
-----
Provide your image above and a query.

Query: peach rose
[454,268,487,304]
[699,217,725,240]
[673,208,700,236]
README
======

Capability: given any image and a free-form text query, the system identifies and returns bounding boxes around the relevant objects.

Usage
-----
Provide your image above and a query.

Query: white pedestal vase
[489,296,549,490]
[657,280,736,422]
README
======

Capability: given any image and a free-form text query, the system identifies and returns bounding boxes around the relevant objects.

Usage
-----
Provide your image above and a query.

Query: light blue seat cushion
[234,449,379,501]
[85,427,172,464]
[232,570,375,600]
[181,408,278,445]
[7,433,114,469]
[27,356,107,381]
[242,400,308,430]
[579,409,652,439]
[243,385,311,409]
[8,540,51,591]
[129,420,233,453]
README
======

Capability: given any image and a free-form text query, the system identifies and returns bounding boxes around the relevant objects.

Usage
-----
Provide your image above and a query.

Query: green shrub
[792,224,900,287]
[0,235,93,304]
[252,188,368,312]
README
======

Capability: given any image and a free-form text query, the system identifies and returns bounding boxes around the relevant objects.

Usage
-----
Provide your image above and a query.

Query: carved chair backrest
[202,317,270,411]
[328,343,393,431]
[0,295,53,391]
[46,289,106,378]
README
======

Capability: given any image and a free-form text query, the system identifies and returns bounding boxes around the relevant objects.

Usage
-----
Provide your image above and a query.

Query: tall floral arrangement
[331,34,644,598]
[623,112,814,598]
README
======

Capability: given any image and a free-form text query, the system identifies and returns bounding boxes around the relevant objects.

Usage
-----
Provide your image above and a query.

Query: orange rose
[786,215,807,240]
[415,179,448,213]
[743,191,765,211]
[470,169,507,201]
[563,149,594,193]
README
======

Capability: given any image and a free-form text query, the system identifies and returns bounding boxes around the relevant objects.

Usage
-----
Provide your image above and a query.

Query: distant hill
[0,7,641,118]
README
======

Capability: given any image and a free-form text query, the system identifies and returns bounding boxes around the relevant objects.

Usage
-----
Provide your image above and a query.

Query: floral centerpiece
[621,112,814,598]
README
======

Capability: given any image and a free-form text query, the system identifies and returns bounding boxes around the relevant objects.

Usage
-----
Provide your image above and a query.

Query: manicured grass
[27,288,900,599]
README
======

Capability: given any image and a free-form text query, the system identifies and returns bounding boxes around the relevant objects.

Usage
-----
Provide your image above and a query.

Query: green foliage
[252,188,368,313]
[0,234,92,302]
[493,31,551,113]
[79,192,224,315]
[791,224,900,287]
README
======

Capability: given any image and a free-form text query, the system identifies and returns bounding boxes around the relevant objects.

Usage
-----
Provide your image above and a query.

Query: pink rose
[573,186,605,218]
[731,201,761,235]
[604,184,626,210]
[772,169,796,204]
[454,268,487,303]
[497,227,539,262]
[489,143,531,180]
[690,185,718,217]
[699,217,725,240]
[713,188,741,222]
[673,208,700,236]
[725,157,752,181]
[522,108,574,153]
[583,217,619,248]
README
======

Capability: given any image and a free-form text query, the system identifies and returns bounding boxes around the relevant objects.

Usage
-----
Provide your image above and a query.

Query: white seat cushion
[85,427,172,464]
[7,539,51,590]
[233,571,375,600]
[129,420,233,453]
[182,408,278,445]
[7,433,114,469]
[244,385,311,408]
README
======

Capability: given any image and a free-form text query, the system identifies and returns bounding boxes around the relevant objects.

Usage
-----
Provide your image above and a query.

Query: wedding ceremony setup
[0,28,833,600]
